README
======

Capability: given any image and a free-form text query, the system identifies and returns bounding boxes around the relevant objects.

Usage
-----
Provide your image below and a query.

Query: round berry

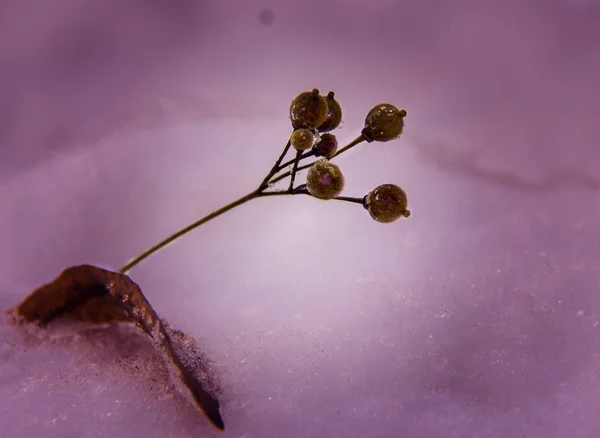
[317,91,342,132]
[364,184,410,223]
[289,89,329,130]
[312,133,338,159]
[362,104,407,143]
[290,129,314,151]
[306,159,345,200]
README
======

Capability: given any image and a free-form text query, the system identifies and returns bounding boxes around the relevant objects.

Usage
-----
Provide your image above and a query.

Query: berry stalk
[257,140,291,191]
[288,150,303,192]
[119,190,262,274]
[294,188,363,205]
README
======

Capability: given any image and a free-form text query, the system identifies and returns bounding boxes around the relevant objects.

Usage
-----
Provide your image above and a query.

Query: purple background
[1,0,600,437]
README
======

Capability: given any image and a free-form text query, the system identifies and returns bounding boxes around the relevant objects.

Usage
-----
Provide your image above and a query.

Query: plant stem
[119,190,261,274]
[288,150,303,192]
[267,135,365,187]
[332,135,365,159]
[277,149,314,172]
[258,139,291,191]
[293,188,365,205]
[333,195,365,205]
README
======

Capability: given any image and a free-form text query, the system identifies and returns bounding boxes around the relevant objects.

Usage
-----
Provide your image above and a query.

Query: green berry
[362,104,407,142]
[364,184,410,223]
[290,129,314,151]
[317,91,342,132]
[312,133,338,159]
[289,89,329,130]
[306,159,345,200]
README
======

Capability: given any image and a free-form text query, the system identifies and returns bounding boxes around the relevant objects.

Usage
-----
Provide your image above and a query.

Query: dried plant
[7,89,411,431]
[120,88,411,274]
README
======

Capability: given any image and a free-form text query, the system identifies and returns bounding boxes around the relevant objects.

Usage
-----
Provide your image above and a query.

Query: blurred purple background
[1,0,600,437]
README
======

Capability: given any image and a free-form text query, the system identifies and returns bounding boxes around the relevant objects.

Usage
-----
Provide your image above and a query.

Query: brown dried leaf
[7,264,225,431]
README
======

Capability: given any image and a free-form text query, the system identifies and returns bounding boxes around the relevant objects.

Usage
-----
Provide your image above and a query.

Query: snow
[1,0,600,437]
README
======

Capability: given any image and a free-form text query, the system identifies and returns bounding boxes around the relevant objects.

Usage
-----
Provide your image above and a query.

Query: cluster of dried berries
[288,89,411,221]
[119,88,412,274]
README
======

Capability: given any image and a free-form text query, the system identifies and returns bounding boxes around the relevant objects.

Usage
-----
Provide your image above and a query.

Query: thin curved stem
[288,150,303,192]
[331,135,365,159]
[333,195,365,205]
[120,190,260,273]
[293,188,365,205]
[258,139,291,191]
[119,190,291,273]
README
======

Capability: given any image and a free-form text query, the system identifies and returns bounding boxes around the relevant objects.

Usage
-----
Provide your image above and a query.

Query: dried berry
[306,159,345,200]
[289,89,329,130]
[362,104,407,143]
[364,184,410,223]
[312,133,338,159]
[290,129,315,151]
[317,91,342,132]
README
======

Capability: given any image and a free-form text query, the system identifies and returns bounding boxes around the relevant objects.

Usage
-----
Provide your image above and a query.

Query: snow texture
[1,0,600,437]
